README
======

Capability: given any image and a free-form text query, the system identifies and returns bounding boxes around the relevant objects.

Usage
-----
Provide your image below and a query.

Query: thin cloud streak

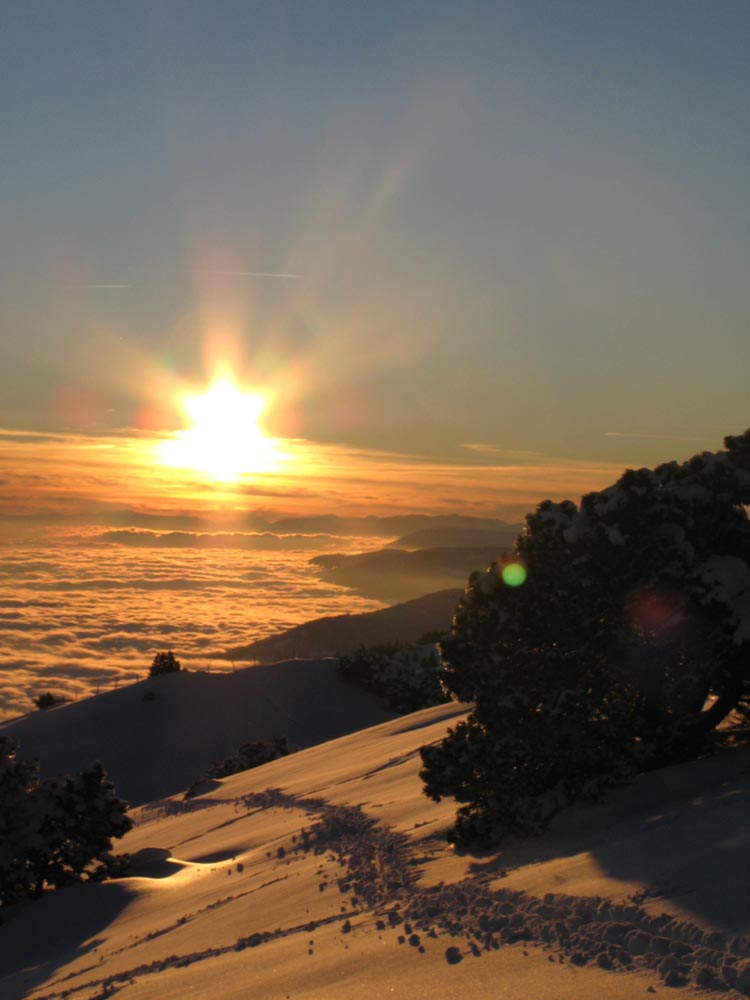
[458,442,545,461]
[63,284,131,289]
[604,431,708,441]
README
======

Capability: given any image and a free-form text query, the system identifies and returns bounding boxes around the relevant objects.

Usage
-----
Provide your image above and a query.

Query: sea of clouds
[0,529,383,721]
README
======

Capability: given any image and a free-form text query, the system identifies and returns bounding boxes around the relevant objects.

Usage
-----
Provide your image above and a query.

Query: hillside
[221,589,462,662]
[2,697,750,999]
[0,661,395,806]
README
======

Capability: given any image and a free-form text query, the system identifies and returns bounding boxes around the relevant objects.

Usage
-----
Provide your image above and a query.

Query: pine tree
[420,430,750,845]
[0,737,132,908]
[149,650,181,677]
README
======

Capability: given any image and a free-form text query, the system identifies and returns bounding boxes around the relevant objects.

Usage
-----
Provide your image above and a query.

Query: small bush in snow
[33,692,67,711]
[339,642,448,713]
[184,736,297,799]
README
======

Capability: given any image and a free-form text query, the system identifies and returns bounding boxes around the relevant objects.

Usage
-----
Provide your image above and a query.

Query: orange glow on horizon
[0,422,628,522]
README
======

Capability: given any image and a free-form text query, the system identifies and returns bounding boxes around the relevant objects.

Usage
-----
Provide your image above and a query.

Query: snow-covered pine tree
[421,430,750,845]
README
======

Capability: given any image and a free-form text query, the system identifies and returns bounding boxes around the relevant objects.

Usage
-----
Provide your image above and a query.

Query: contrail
[64,284,131,289]
[216,271,300,279]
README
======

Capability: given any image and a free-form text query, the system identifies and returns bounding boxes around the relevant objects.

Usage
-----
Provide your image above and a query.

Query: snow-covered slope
[3,696,750,1000]
[0,661,396,805]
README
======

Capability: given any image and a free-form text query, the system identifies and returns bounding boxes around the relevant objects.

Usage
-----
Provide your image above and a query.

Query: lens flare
[625,586,686,644]
[501,562,527,587]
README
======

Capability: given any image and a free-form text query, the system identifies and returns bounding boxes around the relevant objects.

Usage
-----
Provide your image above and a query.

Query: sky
[1,0,749,521]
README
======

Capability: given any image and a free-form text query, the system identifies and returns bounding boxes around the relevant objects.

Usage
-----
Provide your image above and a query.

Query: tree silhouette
[149,650,181,677]
[33,691,67,710]
[421,430,750,845]
[0,737,132,907]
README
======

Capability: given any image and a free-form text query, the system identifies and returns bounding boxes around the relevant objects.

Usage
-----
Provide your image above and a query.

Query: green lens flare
[501,563,526,587]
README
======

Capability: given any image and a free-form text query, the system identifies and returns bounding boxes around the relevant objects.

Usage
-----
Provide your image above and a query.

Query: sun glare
[158,378,282,480]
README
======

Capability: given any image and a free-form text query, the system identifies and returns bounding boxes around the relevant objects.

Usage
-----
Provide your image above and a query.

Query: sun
[158,378,282,480]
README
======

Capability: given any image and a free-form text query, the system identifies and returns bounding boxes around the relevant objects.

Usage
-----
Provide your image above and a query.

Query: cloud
[0,536,385,721]
[603,431,704,441]
[457,443,546,463]
[0,619,41,633]
[0,431,67,444]
[233,484,320,499]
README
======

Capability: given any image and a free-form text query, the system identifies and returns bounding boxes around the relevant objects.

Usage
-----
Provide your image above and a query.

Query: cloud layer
[0,532,383,721]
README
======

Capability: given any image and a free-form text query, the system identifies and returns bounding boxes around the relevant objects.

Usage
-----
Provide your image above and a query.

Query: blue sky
[1,0,749,485]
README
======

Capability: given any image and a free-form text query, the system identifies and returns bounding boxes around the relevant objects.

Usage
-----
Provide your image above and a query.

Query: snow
[591,485,630,514]
[3,681,750,999]
[698,556,750,644]
[673,483,714,504]
[699,556,750,602]
[604,526,625,546]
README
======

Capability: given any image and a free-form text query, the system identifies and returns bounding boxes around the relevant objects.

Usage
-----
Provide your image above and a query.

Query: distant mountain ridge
[0,509,513,538]
[221,589,463,663]
[266,514,512,538]
[94,529,357,550]
[311,546,508,603]
[386,526,521,550]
